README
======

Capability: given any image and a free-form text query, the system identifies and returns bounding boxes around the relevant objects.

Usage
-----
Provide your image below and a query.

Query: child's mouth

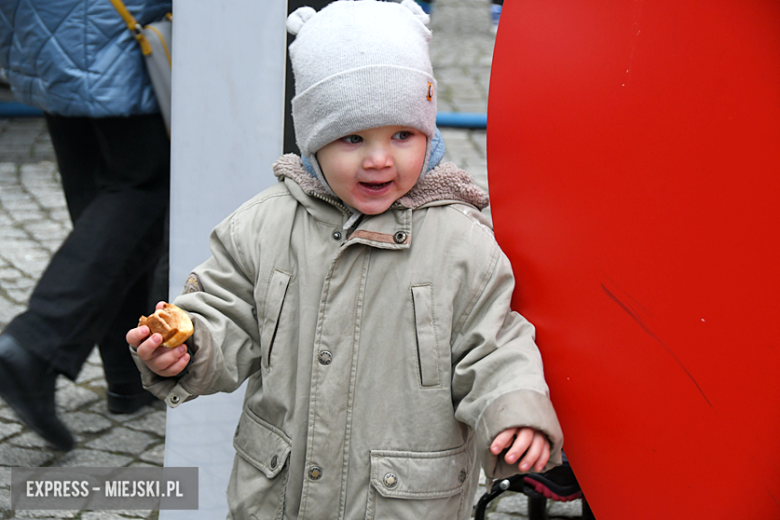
[360,181,391,191]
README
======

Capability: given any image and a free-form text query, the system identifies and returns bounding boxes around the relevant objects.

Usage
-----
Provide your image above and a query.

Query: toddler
[127,1,563,518]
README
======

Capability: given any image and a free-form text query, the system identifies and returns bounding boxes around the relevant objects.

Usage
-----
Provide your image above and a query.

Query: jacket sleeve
[130,210,263,408]
[450,243,564,479]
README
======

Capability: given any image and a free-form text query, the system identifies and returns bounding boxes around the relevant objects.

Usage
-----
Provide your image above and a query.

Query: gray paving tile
[0,420,23,441]
[82,513,141,520]
[74,363,105,384]
[85,427,156,455]
[62,412,113,435]
[8,431,52,449]
[51,448,133,468]
[55,384,102,412]
[14,510,79,518]
[139,443,165,466]
[0,444,54,466]
[124,409,165,435]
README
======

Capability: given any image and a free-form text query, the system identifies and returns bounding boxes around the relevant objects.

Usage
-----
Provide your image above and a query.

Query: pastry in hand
[138,303,194,348]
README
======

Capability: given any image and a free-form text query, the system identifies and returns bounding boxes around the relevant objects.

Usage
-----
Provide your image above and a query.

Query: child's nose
[363,143,393,169]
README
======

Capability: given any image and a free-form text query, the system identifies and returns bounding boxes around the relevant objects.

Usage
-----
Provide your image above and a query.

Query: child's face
[316,126,427,215]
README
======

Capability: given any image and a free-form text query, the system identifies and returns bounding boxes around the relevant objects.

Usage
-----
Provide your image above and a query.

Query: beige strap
[109,0,152,56]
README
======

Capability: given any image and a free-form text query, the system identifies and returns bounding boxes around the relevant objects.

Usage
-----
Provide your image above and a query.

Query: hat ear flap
[287,6,317,35]
[400,0,431,27]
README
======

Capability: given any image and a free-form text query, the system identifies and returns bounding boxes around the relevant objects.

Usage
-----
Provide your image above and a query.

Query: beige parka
[133,154,563,520]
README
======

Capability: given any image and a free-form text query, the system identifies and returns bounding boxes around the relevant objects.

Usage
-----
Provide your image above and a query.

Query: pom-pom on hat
[287,0,438,159]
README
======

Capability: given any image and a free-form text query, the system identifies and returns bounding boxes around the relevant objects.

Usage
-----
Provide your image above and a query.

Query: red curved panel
[488,1,780,518]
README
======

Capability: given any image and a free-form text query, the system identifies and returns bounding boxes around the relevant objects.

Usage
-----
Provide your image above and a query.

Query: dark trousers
[5,114,170,388]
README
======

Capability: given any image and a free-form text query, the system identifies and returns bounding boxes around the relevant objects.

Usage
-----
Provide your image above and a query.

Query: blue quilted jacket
[0,0,171,117]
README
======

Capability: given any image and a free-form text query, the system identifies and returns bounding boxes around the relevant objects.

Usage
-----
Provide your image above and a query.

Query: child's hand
[126,301,191,378]
[491,427,551,473]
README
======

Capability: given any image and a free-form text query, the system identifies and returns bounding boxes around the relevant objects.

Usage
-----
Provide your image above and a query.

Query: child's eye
[342,135,362,144]
[393,131,413,140]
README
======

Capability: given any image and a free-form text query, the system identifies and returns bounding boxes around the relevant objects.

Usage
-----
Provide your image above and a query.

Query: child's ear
[400,0,431,27]
[286,6,316,35]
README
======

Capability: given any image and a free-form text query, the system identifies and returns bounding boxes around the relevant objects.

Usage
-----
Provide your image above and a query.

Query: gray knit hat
[286,0,438,158]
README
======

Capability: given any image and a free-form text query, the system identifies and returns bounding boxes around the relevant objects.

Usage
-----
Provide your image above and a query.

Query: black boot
[0,333,75,451]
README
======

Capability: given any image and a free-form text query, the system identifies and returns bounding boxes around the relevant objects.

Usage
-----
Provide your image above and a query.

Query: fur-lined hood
[272,153,489,211]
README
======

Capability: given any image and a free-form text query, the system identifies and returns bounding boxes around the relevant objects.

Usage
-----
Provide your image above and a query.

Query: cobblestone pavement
[0,0,585,518]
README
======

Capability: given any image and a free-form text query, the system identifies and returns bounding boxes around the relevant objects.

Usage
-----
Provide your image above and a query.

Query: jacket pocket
[261,269,291,371]
[411,284,441,387]
[366,445,471,520]
[228,409,292,520]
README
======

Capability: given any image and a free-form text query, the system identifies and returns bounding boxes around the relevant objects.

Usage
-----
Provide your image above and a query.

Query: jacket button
[458,469,467,483]
[308,466,322,480]
[332,231,342,240]
[393,231,407,244]
[170,394,181,404]
[270,455,278,469]
[383,473,398,488]
[318,351,332,365]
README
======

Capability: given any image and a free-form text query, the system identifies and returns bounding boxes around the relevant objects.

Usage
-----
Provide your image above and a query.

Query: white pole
[162,1,287,518]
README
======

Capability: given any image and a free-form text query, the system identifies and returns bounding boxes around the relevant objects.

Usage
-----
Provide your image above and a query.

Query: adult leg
[4,114,169,379]
[89,114,169,414]
[0,115,100,450]
[0,113,169,447]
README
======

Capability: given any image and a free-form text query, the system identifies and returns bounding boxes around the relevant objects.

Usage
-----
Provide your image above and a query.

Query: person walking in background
[0,0,171,451]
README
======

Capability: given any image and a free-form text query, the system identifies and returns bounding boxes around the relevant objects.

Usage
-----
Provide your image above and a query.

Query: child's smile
[316,126,427,215]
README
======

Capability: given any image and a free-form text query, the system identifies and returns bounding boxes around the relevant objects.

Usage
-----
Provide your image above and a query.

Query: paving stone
[8,431,54,449]
[109,510,156,518]
[0,443,54,466]
[75,363,106,384]
[88,378,108,391]
[0,487,10,511]
[548,499,582,517]
[7,286,33,303]
[87,348,102,365]
[0,419,22,441]
[124,409,165,435]
[62,412,113,435]
[50,208,72,223]
[2,276,35,290]
[138,443,165,466]
[82,513,140,520]
[0,225,27,240]
[52,448,133,468]
[487,513,524,520]
[0,266,22,280]
[0,161,17,176]
[55,384,102,412]
[24,220,69,239]
[495,492,529,514]
[0,405,19,421]
[129,461,158,468]
[14,510,79,518]
[85,427,155,455]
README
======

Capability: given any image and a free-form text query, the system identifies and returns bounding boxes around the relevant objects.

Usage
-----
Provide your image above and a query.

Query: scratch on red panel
[768,487,780,511]
[625,0,644,87]
[601,283,713,408]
